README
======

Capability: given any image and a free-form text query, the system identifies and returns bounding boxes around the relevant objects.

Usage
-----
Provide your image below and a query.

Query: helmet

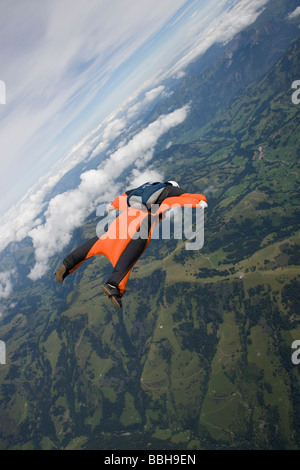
[165,180,179,187]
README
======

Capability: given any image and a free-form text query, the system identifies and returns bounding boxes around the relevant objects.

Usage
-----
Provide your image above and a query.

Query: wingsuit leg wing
[61,209,153,295]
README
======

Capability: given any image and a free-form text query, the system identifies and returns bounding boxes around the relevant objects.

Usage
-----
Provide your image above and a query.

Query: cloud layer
[0,270,15,299]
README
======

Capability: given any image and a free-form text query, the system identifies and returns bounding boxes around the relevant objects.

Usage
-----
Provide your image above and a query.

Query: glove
[199,200,208,209]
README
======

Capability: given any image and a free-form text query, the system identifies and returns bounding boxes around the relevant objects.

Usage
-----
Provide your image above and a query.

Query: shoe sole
[101,285,122,308]
[55,265,67,283]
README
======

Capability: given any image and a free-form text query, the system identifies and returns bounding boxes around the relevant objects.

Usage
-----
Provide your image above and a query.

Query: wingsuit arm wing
[155,193,207,215]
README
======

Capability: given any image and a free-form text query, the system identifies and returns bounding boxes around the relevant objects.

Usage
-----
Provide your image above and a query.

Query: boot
[55,265,69,283]
[101,283,122,308]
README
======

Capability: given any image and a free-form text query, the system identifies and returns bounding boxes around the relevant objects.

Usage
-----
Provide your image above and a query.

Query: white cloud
[109,105,189,167]
[144,86,166,103]
[129,169,164,188]
[126,85,166,120]
[174,71,186,79]
[89,117,127,160]
[288,6,300,19]
[28,105,189,280]
[0,270,16,299]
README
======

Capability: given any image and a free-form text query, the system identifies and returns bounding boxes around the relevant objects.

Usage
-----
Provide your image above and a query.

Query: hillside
[0,6,299,451]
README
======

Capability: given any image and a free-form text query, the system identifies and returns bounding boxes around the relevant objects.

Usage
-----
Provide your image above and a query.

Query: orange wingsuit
[63,187,207,295]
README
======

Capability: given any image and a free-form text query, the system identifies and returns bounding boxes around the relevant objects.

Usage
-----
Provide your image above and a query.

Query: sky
[0,0,200,214]
[0,0,272,214]
[2,0,294,294]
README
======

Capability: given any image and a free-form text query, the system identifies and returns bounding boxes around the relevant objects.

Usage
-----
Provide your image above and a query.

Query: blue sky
[0,0,281,289]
